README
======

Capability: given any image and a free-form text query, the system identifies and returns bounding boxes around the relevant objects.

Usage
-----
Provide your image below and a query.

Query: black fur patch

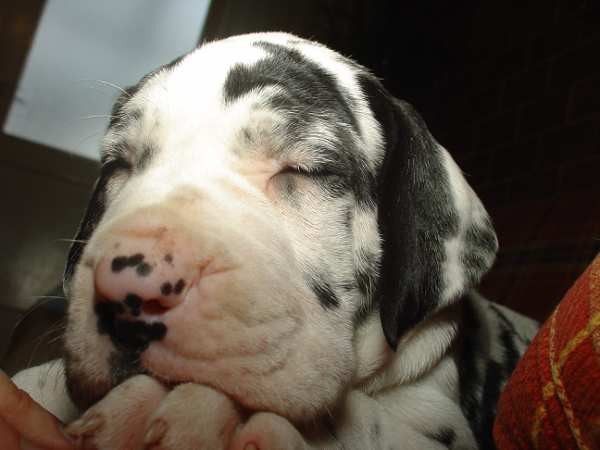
[124,294,142,316]
[224,41,358,133]
[108,86,142,130]
[457,296,520,450]
[224,41,377,208]
[112,319,166,353]
[455,297,483,432]
[426,427,456,448]
[310,278,340,309]
[361,71,460,348]
[95,301,166,353]
[161,282,173,296]
[174,279,186,295]
[136,262,152,276]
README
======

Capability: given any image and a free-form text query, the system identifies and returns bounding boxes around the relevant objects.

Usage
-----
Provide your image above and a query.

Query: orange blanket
[494,254,600,449]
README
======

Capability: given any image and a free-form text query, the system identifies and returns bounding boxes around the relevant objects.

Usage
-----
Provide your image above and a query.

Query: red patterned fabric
[494,254,600,449]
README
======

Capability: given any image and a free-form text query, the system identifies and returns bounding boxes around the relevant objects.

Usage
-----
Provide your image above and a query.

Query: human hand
[0,370,75,450]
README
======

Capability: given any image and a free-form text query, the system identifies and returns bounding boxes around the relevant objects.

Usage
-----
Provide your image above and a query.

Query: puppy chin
[65,366,112,411]
[64,349,147,410]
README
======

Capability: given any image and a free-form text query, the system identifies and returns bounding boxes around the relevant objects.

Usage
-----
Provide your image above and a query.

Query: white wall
[3,0,211,160]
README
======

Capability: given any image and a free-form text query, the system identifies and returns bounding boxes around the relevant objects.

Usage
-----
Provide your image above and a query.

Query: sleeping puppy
[47,32,538,449]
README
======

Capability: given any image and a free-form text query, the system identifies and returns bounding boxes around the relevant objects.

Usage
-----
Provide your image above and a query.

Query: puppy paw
[142,383,241,450]
[229,412,308,450]
[64,375,167,450]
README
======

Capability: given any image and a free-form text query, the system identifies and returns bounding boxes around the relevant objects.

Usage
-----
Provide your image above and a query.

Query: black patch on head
[224,41,377,209]
[136,262,152,276]
[173,279,186,295]
[124,293,142,316]
[223,40,358,134]
[161,282,173,296]
[310,277,340,309]
[426,427,456,448]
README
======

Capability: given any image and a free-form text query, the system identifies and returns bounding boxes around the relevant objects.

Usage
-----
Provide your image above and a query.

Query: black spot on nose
[174,279,186,295]
[111,256,129,272]
[112,253,145,273]
[136,262,152,276]
[124,293,143,316]
[161,282,173,296]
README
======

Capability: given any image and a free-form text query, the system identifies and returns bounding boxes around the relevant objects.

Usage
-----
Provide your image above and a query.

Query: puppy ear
[359,76,498,349]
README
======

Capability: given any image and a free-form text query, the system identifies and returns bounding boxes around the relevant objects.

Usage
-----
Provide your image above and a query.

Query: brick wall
[430,1,600,204]
[421,1,600,320]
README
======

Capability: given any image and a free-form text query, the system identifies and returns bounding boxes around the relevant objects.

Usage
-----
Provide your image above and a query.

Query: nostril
[142,299,169,315]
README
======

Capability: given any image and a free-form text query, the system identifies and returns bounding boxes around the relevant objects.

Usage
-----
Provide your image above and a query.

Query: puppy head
[62,32,496,422]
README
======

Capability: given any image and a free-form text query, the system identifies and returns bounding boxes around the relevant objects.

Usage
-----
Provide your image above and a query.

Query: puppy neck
[353,302,461,394]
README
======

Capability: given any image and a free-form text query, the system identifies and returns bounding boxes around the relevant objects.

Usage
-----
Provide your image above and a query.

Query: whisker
[78,114,115,120]
[56,238,88,244]
[26,318,67,369]
[76,78,131,97]
[30,295,65,300]
[74,129,105,149]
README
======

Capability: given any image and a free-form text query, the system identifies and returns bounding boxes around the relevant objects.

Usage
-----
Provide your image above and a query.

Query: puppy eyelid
[101,157,132,176]
[280,164,339,178]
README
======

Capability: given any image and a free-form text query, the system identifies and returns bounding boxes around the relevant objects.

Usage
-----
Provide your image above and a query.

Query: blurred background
[1,0,599,373]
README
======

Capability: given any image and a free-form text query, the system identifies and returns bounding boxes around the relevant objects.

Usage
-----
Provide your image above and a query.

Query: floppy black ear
[359,76,498,349]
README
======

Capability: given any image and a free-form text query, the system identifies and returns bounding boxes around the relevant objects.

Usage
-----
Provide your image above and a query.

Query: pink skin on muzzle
[93,225,212,320]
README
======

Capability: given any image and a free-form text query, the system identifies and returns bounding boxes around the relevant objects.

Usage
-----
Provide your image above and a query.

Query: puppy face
[62,32,497,422]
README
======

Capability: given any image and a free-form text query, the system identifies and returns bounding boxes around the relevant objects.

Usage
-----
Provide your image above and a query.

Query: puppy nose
[94,237,192,317]
[92,229,198,352]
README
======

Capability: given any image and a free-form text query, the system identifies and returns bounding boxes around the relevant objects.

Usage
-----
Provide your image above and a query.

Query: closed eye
[101,157,132,177]
[280,165,340,178]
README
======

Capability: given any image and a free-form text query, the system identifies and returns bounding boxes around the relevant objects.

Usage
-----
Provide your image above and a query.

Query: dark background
[1,0,599,368]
